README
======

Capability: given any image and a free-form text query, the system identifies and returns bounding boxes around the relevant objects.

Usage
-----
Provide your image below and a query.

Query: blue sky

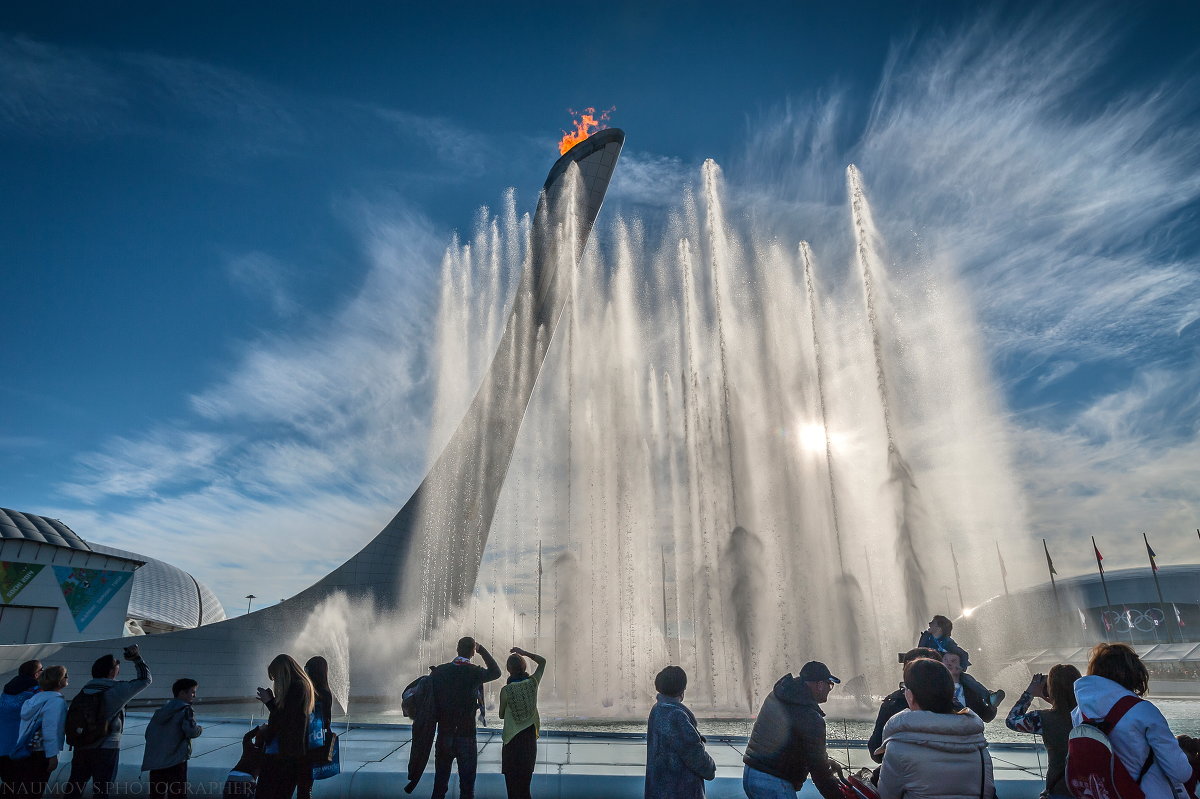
[2,1,1198,614]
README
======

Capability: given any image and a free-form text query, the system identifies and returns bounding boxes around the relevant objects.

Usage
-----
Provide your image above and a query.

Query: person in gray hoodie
[142,679,203,799]
[65,644,152,799]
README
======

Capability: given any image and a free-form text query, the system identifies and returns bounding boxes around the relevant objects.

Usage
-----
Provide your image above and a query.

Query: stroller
[830,760,881,799]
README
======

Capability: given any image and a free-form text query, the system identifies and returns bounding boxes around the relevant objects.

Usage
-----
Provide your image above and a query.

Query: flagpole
[661,545,672,662]
[950,541,965,611]
[536,539,543,642]
[1043,539,1062,614]
[996,541,1010,597]
[1093,536,1115,638]
[1144,532,1174,643]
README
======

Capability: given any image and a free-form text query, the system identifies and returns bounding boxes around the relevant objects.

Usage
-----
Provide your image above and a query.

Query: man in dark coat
[427,636,500,799]
[742,661,843,799]
[942,649,998,722]
[867,647,942,763]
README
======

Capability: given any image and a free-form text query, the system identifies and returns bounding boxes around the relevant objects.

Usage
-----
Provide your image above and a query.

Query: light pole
[245,594,256,615]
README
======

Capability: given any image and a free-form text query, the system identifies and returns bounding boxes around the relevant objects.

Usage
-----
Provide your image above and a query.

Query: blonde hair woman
[255,655,315,799]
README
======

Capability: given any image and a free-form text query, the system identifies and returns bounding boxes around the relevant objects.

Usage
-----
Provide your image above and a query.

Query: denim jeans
[743,765,798,799]
[431,736,478,799]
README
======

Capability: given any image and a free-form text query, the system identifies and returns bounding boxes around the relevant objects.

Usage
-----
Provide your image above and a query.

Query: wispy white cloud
[373,109,493,173]
[607,151,692,206]
[224,252,299,317]
[61,429,231,503]
[55,204,451,610]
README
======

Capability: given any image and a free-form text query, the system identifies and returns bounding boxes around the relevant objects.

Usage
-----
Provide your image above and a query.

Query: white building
[0,508,225,644]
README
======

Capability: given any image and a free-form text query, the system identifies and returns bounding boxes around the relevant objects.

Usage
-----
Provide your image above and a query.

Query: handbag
[311,735,340,780]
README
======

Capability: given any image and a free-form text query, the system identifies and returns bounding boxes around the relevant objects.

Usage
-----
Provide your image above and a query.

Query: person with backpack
[255,654,315,799]
[141,678,203,799]
[427,636,501,799]
[8,666,68,799]
[1004,664,1080,799]
[65,644,152,799]
[1068,642,1192,798]
[0,660,42,795]
[498,647,547,799]
[877,658,995,799]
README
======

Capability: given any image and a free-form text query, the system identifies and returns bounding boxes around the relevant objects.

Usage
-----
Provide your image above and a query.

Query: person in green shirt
[498,647,546,799]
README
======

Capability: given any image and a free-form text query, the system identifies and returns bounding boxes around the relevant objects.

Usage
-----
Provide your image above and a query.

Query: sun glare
[798,424,828,453]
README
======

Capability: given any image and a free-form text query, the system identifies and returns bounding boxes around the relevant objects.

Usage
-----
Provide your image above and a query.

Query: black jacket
[429,650,501,739]
[263,682,310,758]
[742,675,841,799]
[958,673,997,723]
[867,689,908,763]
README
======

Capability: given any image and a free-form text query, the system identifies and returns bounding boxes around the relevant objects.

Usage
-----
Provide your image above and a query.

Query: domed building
[0,508,225,644]
[955,564,1200,682]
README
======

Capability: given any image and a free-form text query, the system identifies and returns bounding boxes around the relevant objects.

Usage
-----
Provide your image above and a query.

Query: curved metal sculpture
[0,130,625,698]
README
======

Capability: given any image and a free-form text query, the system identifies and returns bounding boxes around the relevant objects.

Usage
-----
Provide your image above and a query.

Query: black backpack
[65,686,113,749]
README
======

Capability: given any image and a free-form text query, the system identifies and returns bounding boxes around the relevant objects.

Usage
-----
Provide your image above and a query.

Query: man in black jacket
[867,647,942,764]
[742,661,843,799]
[942,649,999,722]
[428,636,500,799]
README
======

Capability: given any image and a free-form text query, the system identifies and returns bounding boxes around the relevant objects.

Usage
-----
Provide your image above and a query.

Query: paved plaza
[36,715,1051,798]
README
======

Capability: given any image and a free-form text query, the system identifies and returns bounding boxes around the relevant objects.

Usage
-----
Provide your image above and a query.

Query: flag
[1125,608,1134,629]
[1174,603,1186,628]
[1103,612,1112,632]
[1094,540,1105,573]
[1144,535,1158,572]
[996,542,1008,583]
[1043,539,1057,576]
[1077,607,1088,631]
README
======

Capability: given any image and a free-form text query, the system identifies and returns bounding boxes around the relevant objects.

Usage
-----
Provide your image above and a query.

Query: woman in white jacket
[11,665,68,799]
[877,658,996,799]
[1071,642,1192,798]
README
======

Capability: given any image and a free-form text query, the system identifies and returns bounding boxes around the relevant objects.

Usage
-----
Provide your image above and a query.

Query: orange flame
[558,106,614,155]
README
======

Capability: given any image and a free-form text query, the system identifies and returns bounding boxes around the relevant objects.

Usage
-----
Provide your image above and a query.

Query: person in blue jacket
[0,660,41,795]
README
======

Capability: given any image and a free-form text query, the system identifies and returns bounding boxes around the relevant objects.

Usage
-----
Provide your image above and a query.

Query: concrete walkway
[40,715,1051,798]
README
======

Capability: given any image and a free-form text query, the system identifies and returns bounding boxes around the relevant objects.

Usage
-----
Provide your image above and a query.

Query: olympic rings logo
[1103,608,1165,633]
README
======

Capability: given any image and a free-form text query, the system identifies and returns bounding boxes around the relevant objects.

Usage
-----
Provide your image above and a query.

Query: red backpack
[1066,695,1155,799]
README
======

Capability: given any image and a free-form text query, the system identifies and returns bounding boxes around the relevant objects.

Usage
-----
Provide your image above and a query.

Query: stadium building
[958,564,1200,682]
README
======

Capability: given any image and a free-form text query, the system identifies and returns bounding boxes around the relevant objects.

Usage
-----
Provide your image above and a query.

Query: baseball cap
[798,661,840,684]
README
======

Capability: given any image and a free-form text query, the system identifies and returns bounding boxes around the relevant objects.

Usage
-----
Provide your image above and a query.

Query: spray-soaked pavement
[35,714,1054,799]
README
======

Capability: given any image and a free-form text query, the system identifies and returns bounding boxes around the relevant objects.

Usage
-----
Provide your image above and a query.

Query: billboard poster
[0,562,45,604]
[52,566,133,632]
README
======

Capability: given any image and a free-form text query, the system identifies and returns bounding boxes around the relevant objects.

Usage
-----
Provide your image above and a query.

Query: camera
[898,652,906,664]
[122,644,139,660]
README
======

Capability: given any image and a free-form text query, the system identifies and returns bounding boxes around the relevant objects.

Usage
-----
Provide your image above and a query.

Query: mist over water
[390,154,1030,717]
